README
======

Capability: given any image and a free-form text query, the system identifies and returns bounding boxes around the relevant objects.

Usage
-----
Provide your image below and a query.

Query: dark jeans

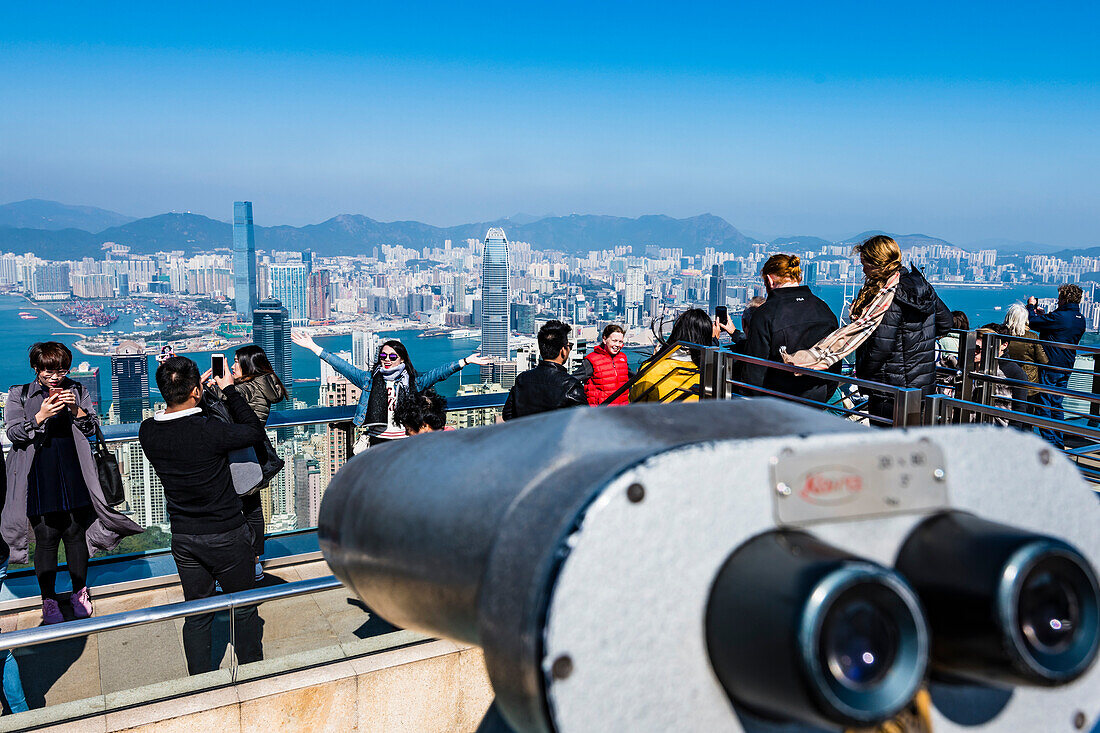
[172,523,263,675]
[1034,367,1070,449]
[31,507,95,600]
[241,493,265,558]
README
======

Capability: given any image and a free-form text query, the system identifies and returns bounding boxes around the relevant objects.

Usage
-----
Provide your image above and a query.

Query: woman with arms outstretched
[292,332,490,450]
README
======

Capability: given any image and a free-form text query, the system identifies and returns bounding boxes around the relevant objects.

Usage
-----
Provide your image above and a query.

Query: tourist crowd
[0,233,1087,709]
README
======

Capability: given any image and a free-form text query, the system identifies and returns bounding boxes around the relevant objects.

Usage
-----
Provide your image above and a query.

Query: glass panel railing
[4,396,507,582]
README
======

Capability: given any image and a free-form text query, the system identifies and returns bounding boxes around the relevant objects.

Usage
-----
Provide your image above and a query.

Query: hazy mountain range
[0,199,1088,260]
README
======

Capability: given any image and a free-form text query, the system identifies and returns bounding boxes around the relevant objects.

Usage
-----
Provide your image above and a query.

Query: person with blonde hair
[738,254,839,403]
[1002,303,1047,401]
[783,236,952,420]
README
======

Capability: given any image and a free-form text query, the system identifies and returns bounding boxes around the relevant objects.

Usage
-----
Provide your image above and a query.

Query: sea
[0,283,1086,413]
[0,295,481,411]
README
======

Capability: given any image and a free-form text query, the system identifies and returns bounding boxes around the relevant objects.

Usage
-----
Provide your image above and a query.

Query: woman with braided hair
[782,235,953,420]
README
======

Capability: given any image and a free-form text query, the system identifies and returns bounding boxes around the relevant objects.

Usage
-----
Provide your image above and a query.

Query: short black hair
[538,320,572,360]
[29,342,73,372]
[393,388,448,433]
[156,356,201,407]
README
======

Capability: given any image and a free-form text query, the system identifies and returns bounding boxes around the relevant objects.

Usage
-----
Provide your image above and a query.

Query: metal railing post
[344,421,356,459]
[958,330,978,422]
[700,347,718,400]
[892,388,923,427]
[976,331,998,422]
[924,394,943,426]
[1091,355,1100,427]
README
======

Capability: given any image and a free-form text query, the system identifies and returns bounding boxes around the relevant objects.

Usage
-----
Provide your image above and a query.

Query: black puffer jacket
[855,268,953,391]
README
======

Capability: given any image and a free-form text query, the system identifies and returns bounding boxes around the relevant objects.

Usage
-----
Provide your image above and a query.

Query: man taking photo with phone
[138,356,266,675]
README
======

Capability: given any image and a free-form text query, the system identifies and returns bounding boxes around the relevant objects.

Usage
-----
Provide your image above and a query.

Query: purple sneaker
[42,598,64,625]
[71,587,93,619]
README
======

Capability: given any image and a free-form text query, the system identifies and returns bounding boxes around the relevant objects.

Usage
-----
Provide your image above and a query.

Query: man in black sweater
[138,357,265,674]
[502,320,586,420]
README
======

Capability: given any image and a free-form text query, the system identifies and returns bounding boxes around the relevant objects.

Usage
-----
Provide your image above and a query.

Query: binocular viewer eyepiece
[896,510,1100,687]
[705,515,1100,730]
[706,531,930,729]
[319,400,1100,732]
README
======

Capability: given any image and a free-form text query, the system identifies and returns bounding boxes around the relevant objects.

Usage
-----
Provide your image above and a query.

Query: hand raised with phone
[35,392,66,424]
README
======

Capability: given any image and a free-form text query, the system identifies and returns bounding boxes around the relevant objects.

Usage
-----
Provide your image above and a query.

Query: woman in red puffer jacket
[575,324,633,406]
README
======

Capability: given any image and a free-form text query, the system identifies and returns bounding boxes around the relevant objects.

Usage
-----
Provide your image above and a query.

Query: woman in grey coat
[2,342,141,624]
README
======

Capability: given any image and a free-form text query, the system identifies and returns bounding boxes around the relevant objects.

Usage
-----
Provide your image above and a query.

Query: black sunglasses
[379,353,401,362]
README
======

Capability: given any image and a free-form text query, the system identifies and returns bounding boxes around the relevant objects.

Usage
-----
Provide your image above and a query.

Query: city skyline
[2,4,1098,247]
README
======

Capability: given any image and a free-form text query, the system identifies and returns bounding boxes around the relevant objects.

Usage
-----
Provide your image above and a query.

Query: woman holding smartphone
[2,342,141,624]
[291,332,489,450]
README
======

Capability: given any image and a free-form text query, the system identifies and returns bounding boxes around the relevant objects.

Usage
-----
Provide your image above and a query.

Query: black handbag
[93,424,126,506]
[201,388,270,496]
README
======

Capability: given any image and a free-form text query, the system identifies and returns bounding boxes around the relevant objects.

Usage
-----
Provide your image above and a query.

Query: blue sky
[2,2,1098,246]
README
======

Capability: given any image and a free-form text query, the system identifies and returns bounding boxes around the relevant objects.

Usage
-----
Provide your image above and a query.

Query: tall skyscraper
[452,273,467,313]
[625,265,645,328]
[111,340,149,423]
[233,201,258,318]
[308,270,331,321]
[252,299,293,396]
[708,264,726,312]
[480,227,510,360]
[269,262,309,325]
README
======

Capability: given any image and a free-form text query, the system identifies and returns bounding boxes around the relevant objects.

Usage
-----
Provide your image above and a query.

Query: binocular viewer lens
[1019,556,1084,655]
[706,531,928,729]
[896,511,1100,687]
[822,595,900,690]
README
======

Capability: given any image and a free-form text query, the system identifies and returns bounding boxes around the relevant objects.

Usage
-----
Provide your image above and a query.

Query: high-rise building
[451,273,467,313]
[269,262,309,325]
[31,263,71,300]
[70,362,101,414]
[708,264,726,312]
[624,266,645,328]
[252,299,293,396]
[481,227,510,361]
[320,354,362,478]
[111,340,149,423]
[233,201,258,318]
[510,302,537,335]
[308,270,331,321]
[122,441,167,528]
[352,330,380,370]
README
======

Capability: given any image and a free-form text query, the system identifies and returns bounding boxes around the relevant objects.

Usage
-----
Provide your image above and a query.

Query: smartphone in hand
[212,353,226,379]
[48,386,65,399]
[716,305,728,325]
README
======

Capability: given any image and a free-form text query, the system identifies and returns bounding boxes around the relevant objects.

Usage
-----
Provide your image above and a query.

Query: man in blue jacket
[1027,284,1087,449]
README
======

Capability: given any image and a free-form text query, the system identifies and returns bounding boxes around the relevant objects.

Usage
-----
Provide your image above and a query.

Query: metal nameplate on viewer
[771,439,948,526]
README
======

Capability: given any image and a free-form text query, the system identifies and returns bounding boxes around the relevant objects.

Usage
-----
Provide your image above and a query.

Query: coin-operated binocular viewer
[320,400,1100,732]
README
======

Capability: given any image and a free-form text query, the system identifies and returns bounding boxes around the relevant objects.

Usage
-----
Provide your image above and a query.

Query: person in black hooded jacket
[851,236,953,419]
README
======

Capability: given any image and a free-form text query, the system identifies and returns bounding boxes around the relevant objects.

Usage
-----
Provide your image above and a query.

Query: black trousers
[31,507,95,600]
[172,523,263,675]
